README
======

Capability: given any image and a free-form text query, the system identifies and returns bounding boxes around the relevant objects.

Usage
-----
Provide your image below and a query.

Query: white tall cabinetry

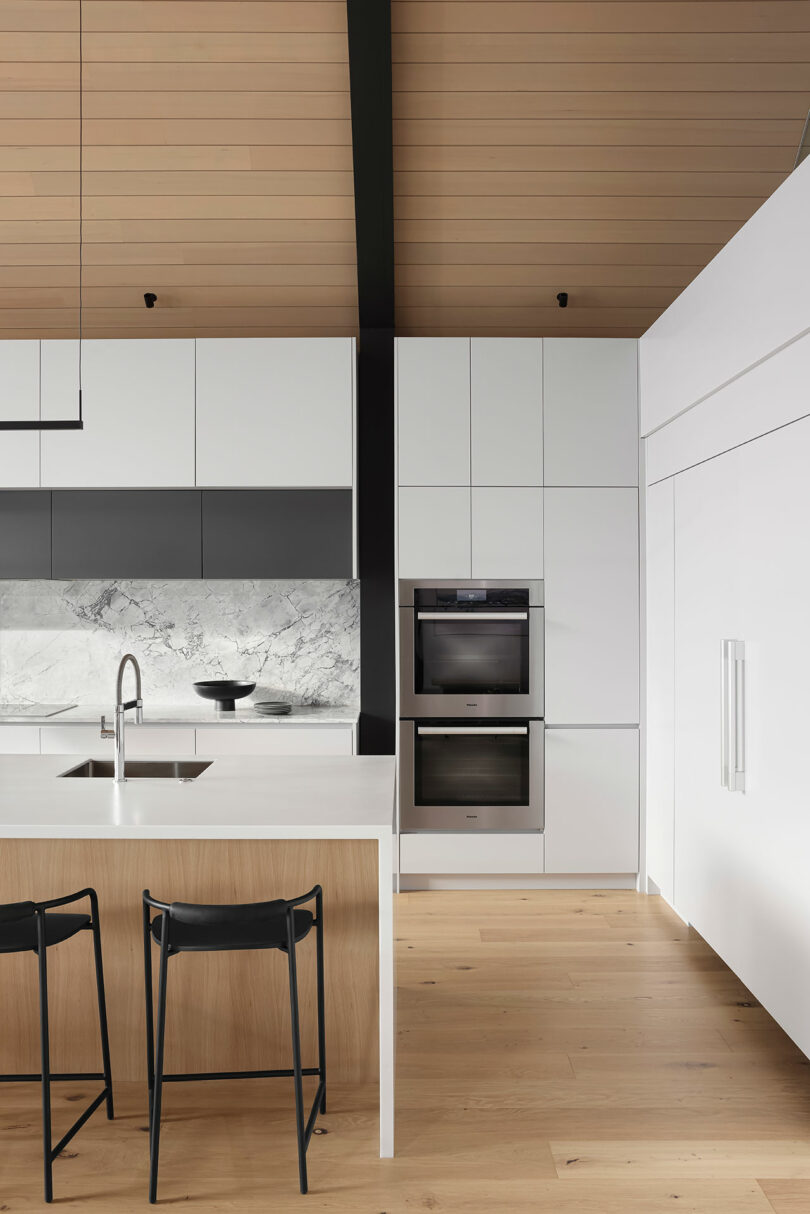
[642,155,810,1059]
[398,338,543,580]
[542,340,639,877]
[670,417,810,1058]
[397,337,640,881]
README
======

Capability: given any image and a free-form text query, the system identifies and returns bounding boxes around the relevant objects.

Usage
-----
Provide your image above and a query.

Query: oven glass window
[415,616,529,696]
[415,727,529,807]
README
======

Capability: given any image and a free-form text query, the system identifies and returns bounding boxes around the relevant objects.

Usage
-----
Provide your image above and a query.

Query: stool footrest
[163,1067,320,1083]
[304,1080,326,1150]
[0,1072,106,1083]
[49,1088,110,1162]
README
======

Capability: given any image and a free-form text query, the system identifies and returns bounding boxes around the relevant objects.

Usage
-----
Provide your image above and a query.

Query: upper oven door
[399,605,544,718]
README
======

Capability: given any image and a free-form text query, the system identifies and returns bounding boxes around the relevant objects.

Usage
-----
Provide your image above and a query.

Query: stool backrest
[169,898,288,927]
[0,900,36,924]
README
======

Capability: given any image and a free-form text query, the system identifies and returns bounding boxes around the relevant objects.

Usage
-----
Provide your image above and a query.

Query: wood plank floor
[2,890,809,1211]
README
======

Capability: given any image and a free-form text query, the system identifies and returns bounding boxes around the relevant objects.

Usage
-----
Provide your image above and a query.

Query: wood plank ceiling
[0,0,357,338]
[1,1,810,339]
[392,0,810,336]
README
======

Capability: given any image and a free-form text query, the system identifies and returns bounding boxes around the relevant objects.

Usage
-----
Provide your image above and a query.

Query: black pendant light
[0,0,84,431]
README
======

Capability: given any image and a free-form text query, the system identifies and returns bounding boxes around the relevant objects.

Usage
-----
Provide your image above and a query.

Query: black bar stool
[142,885,325,1204]
[0,888,114,1203]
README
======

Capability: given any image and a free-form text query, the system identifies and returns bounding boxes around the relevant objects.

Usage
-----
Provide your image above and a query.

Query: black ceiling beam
[346,0,396,757]
[346,0,394,331]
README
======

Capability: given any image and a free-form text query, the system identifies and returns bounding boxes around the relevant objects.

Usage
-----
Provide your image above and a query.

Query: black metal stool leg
[36,914,54,1204]
[148,935,170,1204]
[286,915,308,1195]
[143,901,156,1131]
[89,894,114,1120]
[316,890,326,1115]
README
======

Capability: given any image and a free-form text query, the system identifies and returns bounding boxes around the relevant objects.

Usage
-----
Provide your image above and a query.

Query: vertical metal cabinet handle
[721,641,731,789]
[733,642,746,793]
[721,639,746,793]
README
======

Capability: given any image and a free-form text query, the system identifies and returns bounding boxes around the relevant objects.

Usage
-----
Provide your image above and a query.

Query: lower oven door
[400,719,544,831]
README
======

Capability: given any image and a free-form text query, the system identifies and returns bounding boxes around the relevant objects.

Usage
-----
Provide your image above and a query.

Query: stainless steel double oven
[399,580,544,832]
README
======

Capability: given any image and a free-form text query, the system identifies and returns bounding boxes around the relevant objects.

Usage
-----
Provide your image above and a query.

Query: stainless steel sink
[59,759,213,781]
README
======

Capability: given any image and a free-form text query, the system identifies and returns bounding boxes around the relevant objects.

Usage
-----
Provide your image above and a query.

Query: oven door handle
[417,725,529,736]
[416,611,528,621]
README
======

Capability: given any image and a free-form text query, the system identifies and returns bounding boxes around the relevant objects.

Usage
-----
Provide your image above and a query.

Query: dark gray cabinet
[1,489,352,579]
[51,491,202,578]
[0,491,52,578]
[202,490,352,578]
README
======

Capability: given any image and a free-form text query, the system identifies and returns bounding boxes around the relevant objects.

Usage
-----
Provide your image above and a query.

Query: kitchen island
[0,753,395,1156]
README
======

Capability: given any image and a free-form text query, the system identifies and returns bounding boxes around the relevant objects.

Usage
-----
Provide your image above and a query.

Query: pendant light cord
[78,0,83,419]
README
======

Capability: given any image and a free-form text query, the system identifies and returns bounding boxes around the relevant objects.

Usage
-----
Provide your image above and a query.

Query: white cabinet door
[735,417,810,1058]
[0,340,40,486]
[544,488,639,724]
[196,338,353,487]
[645,476,676,903]
[471,487,542,579]
[400,832,544,875]
[195,726,354,756]
[0,726,40,754]
[544,338,638,487]
[399,487,470,578]
[397,337,470,486]
[41,725,197,755]
[471,338,542,486]
[673,442,745,940]
[41,340,195,487]
[544,728,639,873]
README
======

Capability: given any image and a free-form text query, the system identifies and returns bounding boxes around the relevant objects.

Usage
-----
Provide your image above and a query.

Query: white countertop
[0,704,359,727]
[0,754,395,840]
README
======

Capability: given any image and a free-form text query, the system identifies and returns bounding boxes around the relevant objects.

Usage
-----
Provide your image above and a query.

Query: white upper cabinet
[470,339,542,486]
[196,338,353,488]
[543,338,638,487]
[0,340,40,487]
[471,487,543,579]
[41,340,195,488]
[544,487,639,724]
[544,727,639,874]
[397,338,470,486]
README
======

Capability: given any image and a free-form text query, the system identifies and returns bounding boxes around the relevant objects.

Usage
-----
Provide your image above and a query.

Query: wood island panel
[0,838,378,1084]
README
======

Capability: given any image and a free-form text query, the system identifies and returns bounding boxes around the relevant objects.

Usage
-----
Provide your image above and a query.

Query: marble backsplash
[0,580,360,707]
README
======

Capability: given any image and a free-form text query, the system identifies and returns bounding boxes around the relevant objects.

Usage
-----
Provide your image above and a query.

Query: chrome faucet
[100,653,143,782]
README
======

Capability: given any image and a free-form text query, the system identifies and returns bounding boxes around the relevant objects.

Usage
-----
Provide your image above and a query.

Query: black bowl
[193,680,256,712]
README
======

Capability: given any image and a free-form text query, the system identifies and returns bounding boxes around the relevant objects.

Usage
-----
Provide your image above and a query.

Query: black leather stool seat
[150,907,313,953]
[0,912,90,954]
